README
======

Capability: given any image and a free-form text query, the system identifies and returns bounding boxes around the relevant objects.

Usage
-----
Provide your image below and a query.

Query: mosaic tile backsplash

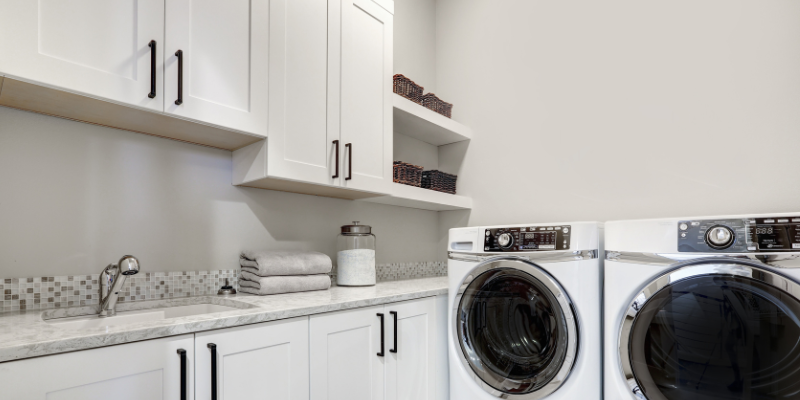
[1,261,446,312]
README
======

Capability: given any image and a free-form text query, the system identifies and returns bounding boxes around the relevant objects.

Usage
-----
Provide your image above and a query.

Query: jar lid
[341,221,372,234]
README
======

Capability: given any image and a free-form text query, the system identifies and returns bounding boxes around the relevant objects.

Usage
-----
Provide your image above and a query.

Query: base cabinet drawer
[195,316,310,400]
[0,334,194,400]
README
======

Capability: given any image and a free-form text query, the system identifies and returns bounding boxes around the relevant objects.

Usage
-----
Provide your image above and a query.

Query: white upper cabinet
[331,0,394,194]
[0,0,165,111]
[164,0,269,136]
[267,0,337,186]
[0,334,194,400]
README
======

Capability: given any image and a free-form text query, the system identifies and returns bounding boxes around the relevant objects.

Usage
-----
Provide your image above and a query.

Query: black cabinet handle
[345,143,352,180]
[377,313,385,357]
[175,50,184,105]
[148,41,157,99]
[390,311,398,353]
[177,349,187,400]
[208,343,217,400]
[332,140,340,179]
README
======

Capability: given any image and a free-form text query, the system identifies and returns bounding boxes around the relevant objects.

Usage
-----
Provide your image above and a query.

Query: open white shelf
[362,183,472,211]
[393,94,472,146]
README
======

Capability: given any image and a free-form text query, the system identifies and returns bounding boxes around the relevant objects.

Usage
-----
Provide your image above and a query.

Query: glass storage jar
[337,221,376,286]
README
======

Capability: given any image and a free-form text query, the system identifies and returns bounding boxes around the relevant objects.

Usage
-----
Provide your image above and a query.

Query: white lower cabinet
[195,316,309,400]
[309,296,440,400]
[0,334,194,400]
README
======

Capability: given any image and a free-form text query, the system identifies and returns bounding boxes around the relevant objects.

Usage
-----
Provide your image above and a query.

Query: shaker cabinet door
[384,297,438,400]
[0,0,165,111]
[165,0,269,136]
[310,305,386,400]
[0,335,194,400]
[267,0,338,185]
[330,0,394,195]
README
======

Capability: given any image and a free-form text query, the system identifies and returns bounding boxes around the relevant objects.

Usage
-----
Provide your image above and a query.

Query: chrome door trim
[606,250,800,268]
[449,250,598,263]
[617,258,800,400]
[453,256,580,400]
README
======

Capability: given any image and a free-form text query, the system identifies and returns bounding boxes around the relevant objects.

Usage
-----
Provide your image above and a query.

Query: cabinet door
[165,0,268,136]
[267,0,338,186]
[310,306,385,400]
[0,335,193,400]
[195,316,309,400]
[0,0,164,111]
[384,297,437,400]
[330,0,394,194]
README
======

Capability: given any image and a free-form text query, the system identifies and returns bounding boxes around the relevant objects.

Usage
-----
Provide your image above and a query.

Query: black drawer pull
[148,41,157,99]
[332,140,340,179]
[175,50,184,105]
[208,343,217,400]
[377,313,385,357]
[345,143,352,180]
[177,349,187,400]
[390,311,398,353]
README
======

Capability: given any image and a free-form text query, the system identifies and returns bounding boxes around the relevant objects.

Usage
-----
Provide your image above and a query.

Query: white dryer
[448,222,602,400]
[605,213,800,400]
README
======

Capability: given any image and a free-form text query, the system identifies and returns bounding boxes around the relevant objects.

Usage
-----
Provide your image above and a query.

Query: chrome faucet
[99,255,140,317]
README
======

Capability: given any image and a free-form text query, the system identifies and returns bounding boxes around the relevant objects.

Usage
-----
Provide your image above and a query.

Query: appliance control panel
[678,216,800,253]
[484,225,571,252]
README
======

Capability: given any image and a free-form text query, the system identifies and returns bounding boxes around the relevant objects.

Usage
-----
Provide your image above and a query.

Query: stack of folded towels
[239,250,333,296]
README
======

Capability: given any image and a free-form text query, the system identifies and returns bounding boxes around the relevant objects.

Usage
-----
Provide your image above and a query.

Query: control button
[562,228,569,233]
[691,222,700,226]
[748,246,757,251]
[765,219,775,223]
[485,231,491,236]
[706,226,735,249]
[680,232,687,238]
[793,218,800,223]
[679,223,688,231]
[778,219,789,223]
[497,233,514,249]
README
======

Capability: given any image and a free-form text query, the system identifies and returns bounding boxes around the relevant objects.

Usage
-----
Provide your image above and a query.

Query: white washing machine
[604,213,800,400]
[447,222,602,400]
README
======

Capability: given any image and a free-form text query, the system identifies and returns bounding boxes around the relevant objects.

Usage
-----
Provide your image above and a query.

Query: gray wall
[435,0,800,232]
[0,107,441,278]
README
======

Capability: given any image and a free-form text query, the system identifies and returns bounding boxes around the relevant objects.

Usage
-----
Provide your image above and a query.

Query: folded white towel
[239,271,331,295]
[240,250,332,277]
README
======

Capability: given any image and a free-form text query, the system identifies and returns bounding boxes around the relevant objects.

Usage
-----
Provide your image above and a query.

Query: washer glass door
[456,257,578,398]
[624,260,800,400]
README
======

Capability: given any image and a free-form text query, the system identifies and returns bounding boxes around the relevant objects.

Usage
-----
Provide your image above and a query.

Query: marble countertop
[0,276,448,363]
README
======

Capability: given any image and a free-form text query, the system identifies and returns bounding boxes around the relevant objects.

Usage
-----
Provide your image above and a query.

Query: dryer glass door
[456,258,578,398]
[624,260,800,400]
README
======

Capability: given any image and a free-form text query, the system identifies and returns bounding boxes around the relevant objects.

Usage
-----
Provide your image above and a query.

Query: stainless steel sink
[45,302,252,331]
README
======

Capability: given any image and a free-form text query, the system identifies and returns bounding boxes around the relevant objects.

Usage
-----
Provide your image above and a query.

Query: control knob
[497,233,514,249]
[706,226,734,249]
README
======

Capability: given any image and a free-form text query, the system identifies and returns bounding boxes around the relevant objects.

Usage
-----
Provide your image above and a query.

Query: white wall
[436,0,800,231]
[394,0,438,93]
[0,107,442,278]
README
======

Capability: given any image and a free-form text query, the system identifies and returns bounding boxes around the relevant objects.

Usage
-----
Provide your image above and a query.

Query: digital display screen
[520,232,557,249]
[755,224,800,250]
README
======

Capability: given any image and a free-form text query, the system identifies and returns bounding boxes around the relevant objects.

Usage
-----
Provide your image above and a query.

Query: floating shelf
[361,183,472,211]
[393,94,472,146]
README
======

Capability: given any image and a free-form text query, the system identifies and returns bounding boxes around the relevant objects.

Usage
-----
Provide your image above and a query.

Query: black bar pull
[390,311,398,353]
[345,143,352,180]
[332,140,340,179]
[175,50,184,105]
[177,349,187,400]
[148,41,157,99]
[208,343,217,400]
[377,313,385,357]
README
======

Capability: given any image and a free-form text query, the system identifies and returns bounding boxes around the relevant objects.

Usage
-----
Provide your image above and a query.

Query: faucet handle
[118,255,140,276]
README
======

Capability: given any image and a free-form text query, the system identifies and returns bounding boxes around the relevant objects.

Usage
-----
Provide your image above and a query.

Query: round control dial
[706,226,734,249]
[497,232,514,249]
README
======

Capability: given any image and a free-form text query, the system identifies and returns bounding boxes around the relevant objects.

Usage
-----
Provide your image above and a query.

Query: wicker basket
[420,93,453,118]
[393,161,424,187]
[421,170,457,194]
[393,74,424,104]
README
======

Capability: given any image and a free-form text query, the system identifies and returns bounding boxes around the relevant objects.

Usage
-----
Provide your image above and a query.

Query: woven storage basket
[421,170,457,194]
[393,74,424,104]
[420,93,453,118]
[393,161,424,187]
